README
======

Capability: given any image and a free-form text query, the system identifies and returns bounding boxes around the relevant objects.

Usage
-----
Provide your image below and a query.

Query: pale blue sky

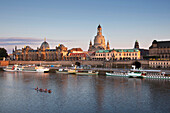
[0,0,170,53]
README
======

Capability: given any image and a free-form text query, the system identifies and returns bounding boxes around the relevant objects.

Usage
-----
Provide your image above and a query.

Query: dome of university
[40,41,50,50]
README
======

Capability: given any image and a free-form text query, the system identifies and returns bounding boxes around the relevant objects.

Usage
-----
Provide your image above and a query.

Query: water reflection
[0,72,170,113]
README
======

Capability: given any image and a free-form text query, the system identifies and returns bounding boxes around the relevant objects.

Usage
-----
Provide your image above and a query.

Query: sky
[0,0,170,53]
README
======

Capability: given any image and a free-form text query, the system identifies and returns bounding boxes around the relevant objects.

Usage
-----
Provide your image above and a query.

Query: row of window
[150,62,169,65]
[96,53,138,57]
[150,50,170,54]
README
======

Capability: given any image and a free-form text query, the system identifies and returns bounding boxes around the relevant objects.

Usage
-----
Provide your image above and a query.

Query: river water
[0,72,170,113]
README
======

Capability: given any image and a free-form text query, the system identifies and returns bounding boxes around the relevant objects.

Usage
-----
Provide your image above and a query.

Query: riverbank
[1,66,170,76]
[8,60,149,68]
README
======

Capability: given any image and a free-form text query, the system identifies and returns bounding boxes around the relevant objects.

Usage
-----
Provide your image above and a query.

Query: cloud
[0,37,88,54]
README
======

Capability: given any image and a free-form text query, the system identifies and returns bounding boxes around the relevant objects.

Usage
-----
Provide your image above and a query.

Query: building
[91,49,140,61]
[149,40,170,60]
[134,40,149,59]
[134,40,139,49]
[149,60,170,68]
[13,39,68,61]
[88,25,110,52]
[148,40,170,68]
[64,48,90,60]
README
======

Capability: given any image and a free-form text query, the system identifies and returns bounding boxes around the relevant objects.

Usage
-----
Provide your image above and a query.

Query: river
[0,72,170,113]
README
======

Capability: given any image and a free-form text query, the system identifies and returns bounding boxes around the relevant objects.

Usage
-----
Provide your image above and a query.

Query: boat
[4,65,49,73]
[56,68,77,74]
[128,70,146,78]
[35,87,52,93]
[35,66,49,73]
[127,65,147,78]
[67,69,77,74]
[21,66,49,73]
[3,65,19,72]
[56,68,69,74]
[106,71,128,77]
[106,65,170,79]
[76,70,98,75]
[127,65,170,79]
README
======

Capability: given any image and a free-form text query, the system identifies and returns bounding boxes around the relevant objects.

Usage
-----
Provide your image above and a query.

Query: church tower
[88,40,92,51]
[94,24,106,49]
[106,41,110,50]
[134,40,139,49]
[88,24,109,52]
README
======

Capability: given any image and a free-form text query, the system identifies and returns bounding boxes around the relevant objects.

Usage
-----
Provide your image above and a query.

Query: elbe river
[0,72,170,113]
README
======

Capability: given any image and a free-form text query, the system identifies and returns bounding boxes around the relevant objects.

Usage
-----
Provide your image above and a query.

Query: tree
[0,48,8,60]
[132,61,141,69]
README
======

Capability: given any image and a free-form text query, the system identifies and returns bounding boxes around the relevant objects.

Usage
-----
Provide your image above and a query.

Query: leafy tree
[0,48,8,60]
[132,61,141,69]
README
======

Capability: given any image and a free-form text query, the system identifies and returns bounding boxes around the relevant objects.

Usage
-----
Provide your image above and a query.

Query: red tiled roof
[70,48,83,51]
[69,53,86,57]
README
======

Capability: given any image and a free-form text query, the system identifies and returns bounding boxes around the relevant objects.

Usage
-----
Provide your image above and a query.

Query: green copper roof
[96,49,139,53]
[115,49,139,52]
[96,50,113,53]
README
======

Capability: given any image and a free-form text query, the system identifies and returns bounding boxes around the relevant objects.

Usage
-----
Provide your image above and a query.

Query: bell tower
[106,41,110,50]
[134,40,139,49]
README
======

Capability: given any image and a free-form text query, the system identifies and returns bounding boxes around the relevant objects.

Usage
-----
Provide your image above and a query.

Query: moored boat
[67,69,77,74]
[128,71,146,78]
[19,65,49,73]
[106,72,128,77]
[3,65,19,72]
[76,70,98,75]
[56,68,69,74]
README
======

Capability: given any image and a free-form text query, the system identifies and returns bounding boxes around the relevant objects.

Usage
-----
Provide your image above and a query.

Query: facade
[13,39,68,61]
[91,49,140,61]
[64,48,90,60]
[148,40,170,68]
[149,60,170,68]
[149,40,170,60]
[88,25,110,52]
[133,40,149,59]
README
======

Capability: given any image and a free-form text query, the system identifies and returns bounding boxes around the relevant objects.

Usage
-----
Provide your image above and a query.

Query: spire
[44,37,46,42]
[15,46,17,51]
[106,40,110,50]
[98,24,101,28]
[134,40,139,49]
[88,40,93,51]
[90,40,92,45]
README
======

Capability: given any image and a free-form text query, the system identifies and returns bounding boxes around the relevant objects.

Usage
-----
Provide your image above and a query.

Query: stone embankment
[8,60,149,68]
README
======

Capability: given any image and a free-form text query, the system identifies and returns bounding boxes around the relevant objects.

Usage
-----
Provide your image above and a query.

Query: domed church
[88,24,110,52]
[40,38,50,50]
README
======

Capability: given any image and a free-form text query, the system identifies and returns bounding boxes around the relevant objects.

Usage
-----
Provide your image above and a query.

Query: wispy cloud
[0,37,88,54]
